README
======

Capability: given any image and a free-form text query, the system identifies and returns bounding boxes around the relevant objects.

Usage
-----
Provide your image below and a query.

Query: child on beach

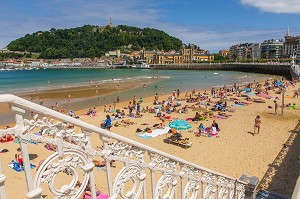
[198,123,205,134]
[15,148,23,168]
[254,115,261,135]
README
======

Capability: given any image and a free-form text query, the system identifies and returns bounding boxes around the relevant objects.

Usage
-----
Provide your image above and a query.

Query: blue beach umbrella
[169,119,192,130]
[275,81,282,86]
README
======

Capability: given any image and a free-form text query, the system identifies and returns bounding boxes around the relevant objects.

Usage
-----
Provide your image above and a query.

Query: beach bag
[171,128,177,135]
[136,128,143,133]
[145,127,152,133]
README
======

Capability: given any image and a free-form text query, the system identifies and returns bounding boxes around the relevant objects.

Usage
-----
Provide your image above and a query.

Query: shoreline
[0,73,281,126]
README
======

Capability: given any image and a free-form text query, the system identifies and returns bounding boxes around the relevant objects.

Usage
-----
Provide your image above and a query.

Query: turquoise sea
[0,68,279,124]
[0,68,279,95]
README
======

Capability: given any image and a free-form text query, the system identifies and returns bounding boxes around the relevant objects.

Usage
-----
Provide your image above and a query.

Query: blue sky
[0,0,300,52]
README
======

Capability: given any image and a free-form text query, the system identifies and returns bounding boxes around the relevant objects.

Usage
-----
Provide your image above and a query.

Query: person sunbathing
[218,112,232,117]
[0,134,14,142]
[155,123,164,129]
[45,143,57,151]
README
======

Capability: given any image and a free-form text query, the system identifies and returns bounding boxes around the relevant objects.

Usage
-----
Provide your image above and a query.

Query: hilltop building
[105,50,121,58]
[108,17,113,27]
[283,27,300,58]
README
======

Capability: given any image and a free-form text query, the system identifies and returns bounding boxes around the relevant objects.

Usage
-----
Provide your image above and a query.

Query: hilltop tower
[108,17,113,27]
[285,26,292,40]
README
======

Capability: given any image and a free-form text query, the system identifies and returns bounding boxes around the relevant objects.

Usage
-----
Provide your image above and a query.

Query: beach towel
[138,127,171,139]
[14,137,41,145]
[84,191,109,199]
[137,135,152,139]
[8,161,36,172]
[231,104,245,107]
[211,115,228,119]
[245,92,256,96]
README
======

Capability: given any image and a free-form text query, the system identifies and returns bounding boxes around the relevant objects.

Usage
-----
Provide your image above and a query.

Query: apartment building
[284,29,300,57]
[260,39,284,59]
[229,43,252,60]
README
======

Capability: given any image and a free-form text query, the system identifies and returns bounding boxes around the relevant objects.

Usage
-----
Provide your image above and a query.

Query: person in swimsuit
[254,115,261,135]
[16,148,23,167]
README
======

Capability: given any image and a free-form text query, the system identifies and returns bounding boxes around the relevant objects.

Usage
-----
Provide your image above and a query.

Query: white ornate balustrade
[0,94,246,199]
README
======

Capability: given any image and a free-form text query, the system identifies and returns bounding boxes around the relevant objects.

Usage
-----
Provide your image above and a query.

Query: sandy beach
[1,78,300,198]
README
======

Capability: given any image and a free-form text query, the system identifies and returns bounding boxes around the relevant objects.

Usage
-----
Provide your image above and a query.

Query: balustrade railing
[0,94,246,199]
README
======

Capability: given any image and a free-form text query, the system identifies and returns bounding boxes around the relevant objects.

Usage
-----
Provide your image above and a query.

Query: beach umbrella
[275,81,282,86]
[169,119,192,130]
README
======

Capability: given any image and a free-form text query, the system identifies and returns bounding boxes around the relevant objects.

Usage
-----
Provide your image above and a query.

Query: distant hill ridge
[7,25,185,59]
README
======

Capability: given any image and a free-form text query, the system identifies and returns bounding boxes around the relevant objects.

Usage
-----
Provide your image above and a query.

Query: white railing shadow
[0,94,246,199]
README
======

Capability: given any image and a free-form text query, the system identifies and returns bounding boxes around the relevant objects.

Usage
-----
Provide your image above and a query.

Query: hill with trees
[7,25,184,59]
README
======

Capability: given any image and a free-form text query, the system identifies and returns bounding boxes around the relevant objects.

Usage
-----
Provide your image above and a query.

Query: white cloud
[240,0,300,14]
[161,24,286,52]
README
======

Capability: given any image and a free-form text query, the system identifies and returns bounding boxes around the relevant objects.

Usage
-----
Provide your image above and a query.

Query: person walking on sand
[254,115,261,135]
[274,100,278,114]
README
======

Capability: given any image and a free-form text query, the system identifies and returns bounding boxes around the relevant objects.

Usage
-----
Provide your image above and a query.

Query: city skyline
[1,0,300,53]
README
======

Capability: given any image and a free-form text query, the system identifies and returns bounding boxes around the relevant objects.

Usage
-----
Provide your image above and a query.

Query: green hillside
[7,25,184,59]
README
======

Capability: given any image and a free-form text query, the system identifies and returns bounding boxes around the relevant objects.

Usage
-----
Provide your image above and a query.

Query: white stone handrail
[0,94,246,199]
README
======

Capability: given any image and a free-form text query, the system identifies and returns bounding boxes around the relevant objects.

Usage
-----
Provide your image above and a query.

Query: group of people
[196,120,220,136]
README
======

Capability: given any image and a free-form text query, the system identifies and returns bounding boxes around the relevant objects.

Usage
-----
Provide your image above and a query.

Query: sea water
[0,68,279,125]
[0,68,278,95]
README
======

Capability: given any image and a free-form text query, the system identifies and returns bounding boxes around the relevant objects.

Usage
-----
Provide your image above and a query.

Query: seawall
[151,63,290,76]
